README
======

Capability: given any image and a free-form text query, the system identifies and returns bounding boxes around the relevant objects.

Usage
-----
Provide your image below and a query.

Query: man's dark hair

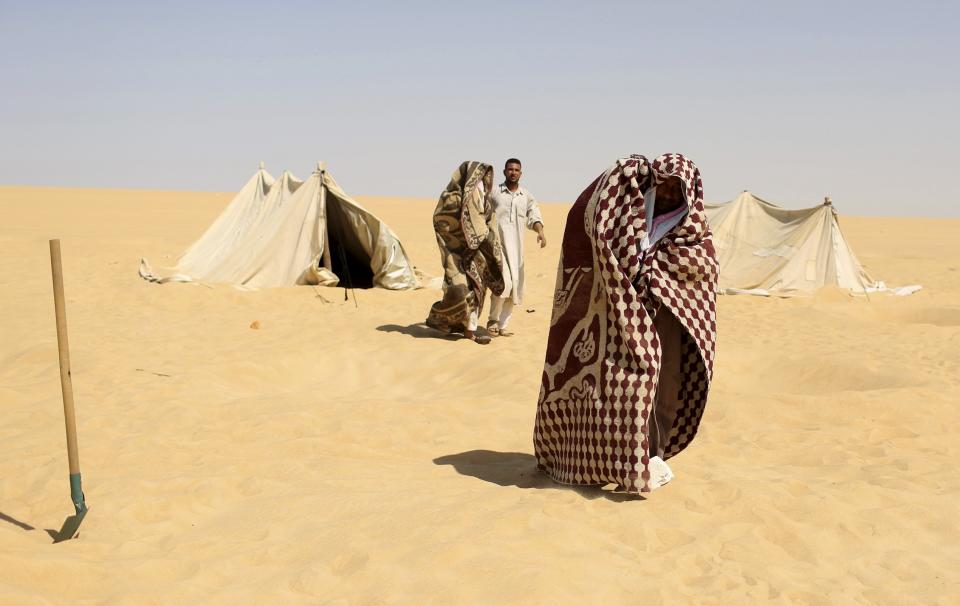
[505,158,522,168]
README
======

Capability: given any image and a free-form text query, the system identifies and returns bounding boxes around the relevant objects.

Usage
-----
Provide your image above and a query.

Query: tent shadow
[376,323,462,341]
[433,450,643,502]
[0,510,35,531]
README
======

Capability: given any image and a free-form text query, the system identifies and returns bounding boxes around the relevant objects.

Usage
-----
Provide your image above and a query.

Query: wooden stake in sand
[49,239,88,516]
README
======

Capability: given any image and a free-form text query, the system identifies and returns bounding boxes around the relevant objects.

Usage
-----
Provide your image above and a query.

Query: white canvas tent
[703,191,918,296]
[140,162,420,290]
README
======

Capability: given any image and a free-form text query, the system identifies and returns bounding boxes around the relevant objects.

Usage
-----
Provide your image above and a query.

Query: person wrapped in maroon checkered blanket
[534,153,718,494]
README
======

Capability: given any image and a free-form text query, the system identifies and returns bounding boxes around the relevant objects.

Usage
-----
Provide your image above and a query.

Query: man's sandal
[486,321,500,337]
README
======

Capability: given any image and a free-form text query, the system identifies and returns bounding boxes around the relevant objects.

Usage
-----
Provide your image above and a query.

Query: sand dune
[1,185,958,604]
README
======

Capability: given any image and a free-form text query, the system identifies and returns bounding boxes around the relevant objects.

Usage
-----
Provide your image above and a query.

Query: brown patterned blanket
[426,161,505,333]
[534,154,718,494]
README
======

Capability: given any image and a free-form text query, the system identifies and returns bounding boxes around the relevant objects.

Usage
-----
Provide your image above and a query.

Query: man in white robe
[486,158,546,336]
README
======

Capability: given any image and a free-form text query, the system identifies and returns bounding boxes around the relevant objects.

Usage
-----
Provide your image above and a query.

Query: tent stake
[49,240,88,519]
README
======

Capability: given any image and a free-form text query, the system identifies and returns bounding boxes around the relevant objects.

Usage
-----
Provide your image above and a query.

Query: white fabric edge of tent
[718,284,923,297]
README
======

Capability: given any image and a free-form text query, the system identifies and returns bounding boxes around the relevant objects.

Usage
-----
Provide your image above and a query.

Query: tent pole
[318,162,333,272]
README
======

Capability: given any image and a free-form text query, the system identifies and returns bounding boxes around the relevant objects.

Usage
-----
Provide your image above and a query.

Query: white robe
[489,183,543,304]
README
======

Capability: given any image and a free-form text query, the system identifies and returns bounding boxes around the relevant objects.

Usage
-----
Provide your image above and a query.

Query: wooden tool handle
[50,239,81,476]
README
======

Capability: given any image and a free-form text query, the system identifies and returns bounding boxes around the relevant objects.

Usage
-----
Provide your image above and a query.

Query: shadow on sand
[433,450,642,502]
[45,510,87,543]
[0,510,35,531]
[376,323,463,341]
[0,509,87,543]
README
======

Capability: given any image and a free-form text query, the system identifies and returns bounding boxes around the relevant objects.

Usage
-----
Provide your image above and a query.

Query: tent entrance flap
[324,194,375,289]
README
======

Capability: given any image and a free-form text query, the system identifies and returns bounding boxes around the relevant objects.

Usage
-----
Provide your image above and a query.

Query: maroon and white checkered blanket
[534,153,718,494]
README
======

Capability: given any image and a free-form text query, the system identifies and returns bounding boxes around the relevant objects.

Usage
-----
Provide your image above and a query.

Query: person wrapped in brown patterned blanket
[426,161,506,345]
[534,153,718,493]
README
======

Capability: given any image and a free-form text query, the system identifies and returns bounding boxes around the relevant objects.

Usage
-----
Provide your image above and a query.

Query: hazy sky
[1,1,957,216]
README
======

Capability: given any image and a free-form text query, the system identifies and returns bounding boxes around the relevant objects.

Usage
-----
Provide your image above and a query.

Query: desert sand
[1,185,958,604]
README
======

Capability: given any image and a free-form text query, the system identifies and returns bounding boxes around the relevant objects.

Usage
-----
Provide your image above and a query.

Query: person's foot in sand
[463,329,491,344]
[486,320,515,338]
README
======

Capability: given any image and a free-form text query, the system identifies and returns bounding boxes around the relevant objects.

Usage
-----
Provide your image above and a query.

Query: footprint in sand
[331,552,370,577]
